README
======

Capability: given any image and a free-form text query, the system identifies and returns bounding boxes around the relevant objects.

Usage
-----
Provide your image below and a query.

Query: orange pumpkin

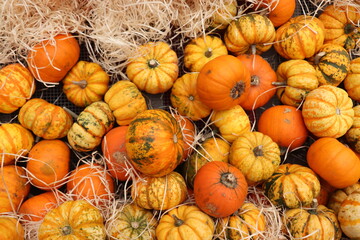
[126,109,184,177]
[67,163,115,202]
[307,137,360,189]
[236,54,277,110]
[257,105,308,150]
[101,126,133,181]
[344,57,360,101]
[0,165,30,213]
[27,33,80,83]
[19,191,58,221]
[0,217,24,240]
[0,63,35,114]
[194,161,248,218]
[255,0,296,27]
[27,140,70,190]
[197,55,251,111]
[173,114,196,160]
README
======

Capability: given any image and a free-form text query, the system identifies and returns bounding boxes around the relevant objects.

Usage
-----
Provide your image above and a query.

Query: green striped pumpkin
[312,43,350,86]
[263,163,320,208]
[67,101,115,152]
[125,109,184,177]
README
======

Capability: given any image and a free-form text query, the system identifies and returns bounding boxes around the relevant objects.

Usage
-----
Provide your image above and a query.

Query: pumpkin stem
[131,221,140,229]
[251,75,260,86]
[148,59,159,68]
[344,23,356,34]
[188,95,195,101]
[250,44,257,55]
[71,80,88,89]
[172,214,184,227]
[220,172,238,189]
[205,48,213,58]
[308,199,318,214]
[336,108,341,115]
[272,81,286,87]
[230,81,246,100]
[63,106,79,119]
[314,51,326,65]
[61,225,72,236]
[253,145,263,157]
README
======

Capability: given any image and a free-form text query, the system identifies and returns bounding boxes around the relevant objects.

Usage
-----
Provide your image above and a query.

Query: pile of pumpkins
[0,0,360,239]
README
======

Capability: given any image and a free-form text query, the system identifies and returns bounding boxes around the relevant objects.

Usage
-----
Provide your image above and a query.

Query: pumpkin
[224,14,276,55]
[229,131,281,185]
[67,101,115,152]
[101,126,132,181]
[173,114,196,159]
[66,163,115,201]
[170,73,211,121]
[184,35,228,72]
[0,165,30,213]
[236,54,277,110]
[107,203,157,240]
[183,137,230,189]
[283,202,342,240]
[254,0,296,27]
[210,105,251,143]
[344,57,360,101]
[327,182,360,214]
[210,0,237,29]
[27,139,70,190]
[126,41,179,94]
[62,61,110,107]
[318,4,360,50]
[257,105,308,151]
[338,190,360,239]
[0,123,34,166]
[131,171,187,211]
[263,163,321,209]
[216,202,266,240]
[156,205,215,240]
[18,98,73,139]
[38,199,106,239]
[310,43,350,86]
[0,63,35,114]
[125,109,184,177]
[274,59,319,107]
[274,15,325,59]
[197,55,251,111]
[307,137,360,189]
[104,80,147,126]
[19,191,58,222]
[346,105,360,153]
[0,217,24,240]
[302,85,354,138]
[194,161,248,218]
[27,33,80,83]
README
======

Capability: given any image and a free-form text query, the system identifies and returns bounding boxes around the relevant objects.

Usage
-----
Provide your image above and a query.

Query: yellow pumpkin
[302,85,354,138]
[283,202,342,240]
[274,15,325,59]
[18,98,73,139]
[338,190,360,239]
[126,41,179,94]
[328,182,360,214]
[229,131,281,185]
[216,202,266,240]
[210,105,251,143]
[274,59,319,107]
[0,63,35,114]
[170,73,211,121]
[210,0,237,29]
[346,105,360,153]
[184,35,228,72]
[104,80,148,125]
[107,203,157,240]
[67,101,115,152]
[0,123,34,166]
[38,200,106,240]
[156,205,215,240]
[318,4,360,50]
[263,163,321,209]
[63,61,110,107]
[0,217,24,240]
[131,171,187,211]
[344,57,360,101]
[224,13,276,55]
